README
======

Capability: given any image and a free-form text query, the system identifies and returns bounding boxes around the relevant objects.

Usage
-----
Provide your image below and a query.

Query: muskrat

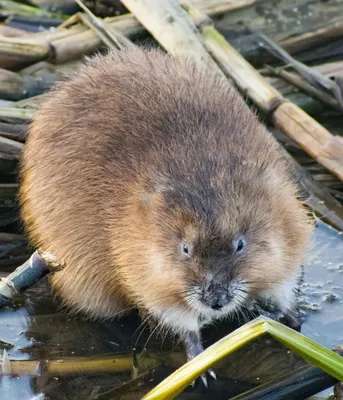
[20,49,313,381]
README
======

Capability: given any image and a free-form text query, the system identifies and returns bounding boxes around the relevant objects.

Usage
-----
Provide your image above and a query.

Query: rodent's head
[122,165,313,324]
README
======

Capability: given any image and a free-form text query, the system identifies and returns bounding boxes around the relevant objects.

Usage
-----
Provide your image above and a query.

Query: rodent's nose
[205,289,232,311]
[211,301,224,310]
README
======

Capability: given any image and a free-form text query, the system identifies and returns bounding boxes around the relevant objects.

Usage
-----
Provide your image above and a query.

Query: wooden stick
[97,0,222,72]
[0,136,23,159]
[279,16,343,57]
[264,66,343,114]
[0,352,183,376]
[51,14,143,63]
[259,34,343,109]
[278,146,343,232]
[0,1,273,67]
[0,122,27,142]
[0,0,67,19]
[0,67,56,101]
[0,106,35,120]
[0,251,62,308]
[187,8,343,182]
[0,37,49,69]
[271,102,343,181]
[187,0,273,16]
[74,0,135,51]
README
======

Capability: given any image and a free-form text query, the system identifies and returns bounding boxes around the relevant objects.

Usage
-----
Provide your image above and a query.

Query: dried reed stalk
[264,66,343,113]
[74,0,135,51]
[187,0,272,16]
[0,352,184,376]
[0,122,26,144]
[189,9,343,182]
[121,1,343,181]
[0,106,35,120]
[0,67,55,101]
[0,0,65,19]
[279,16,343,56]
[0,251,62,308]
[121,0,221,72]
[0,136,23,159]
[2,1,243,67]
[0,37,49,69]
[279,146,343,231]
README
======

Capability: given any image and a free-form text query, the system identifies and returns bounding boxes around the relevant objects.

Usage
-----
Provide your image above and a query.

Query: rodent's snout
[185,278,249,315]
[201,282,233,311]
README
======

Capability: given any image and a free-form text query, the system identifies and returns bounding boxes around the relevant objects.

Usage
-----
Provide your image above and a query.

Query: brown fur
[19,49,313,334]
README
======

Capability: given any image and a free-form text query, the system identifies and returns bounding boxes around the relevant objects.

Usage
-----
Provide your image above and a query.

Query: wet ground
[0,220,342,400]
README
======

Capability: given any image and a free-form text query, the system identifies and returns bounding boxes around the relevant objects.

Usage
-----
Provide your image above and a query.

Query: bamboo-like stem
[0,67,56,101]
[0,106,35,120]
[259,34,343,109]
[265,66,343,113]
[144,319,266,400]
[0,353,173,376]
[0,0,67,19]
[74,1,135,51]
[191,11,343,182]
[187,0,272,16]
[0,251,62,308]
[111,0,223,73]
[0,37,49,57]
[14,95,47,110]
[272,103,343,181]
[143,316,343,400]
[0,25,29,38]
[0,136,23,159]
[278,145,343,231]
[279,16,343,57]
[0,1,277,67]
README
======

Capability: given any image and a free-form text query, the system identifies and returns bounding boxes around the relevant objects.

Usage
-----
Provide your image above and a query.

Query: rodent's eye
[181,242,193,257]
[233,236,246,254]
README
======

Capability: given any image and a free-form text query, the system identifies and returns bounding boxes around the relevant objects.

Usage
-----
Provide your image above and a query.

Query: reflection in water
[0,221,342,399]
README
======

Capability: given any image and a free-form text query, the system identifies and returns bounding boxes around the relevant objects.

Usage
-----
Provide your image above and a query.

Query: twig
[186,0,273,16]
[74,0,135,50]
[0,106,35,120]
[0,0,68,19]
[0,1,268,68]
[0,122,27,142]
[278,146,343,232]
[0,136,23,159]
[264,65,343,114]
[0,352,183,376]
[279,17,343,58]
[0,37,49,69]
[259,34,343,110]
[0,250,63,308]
[186,6,343,182]
[120,0,222,73]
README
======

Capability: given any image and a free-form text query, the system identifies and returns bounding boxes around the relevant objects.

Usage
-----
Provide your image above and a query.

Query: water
[0,220,342,399]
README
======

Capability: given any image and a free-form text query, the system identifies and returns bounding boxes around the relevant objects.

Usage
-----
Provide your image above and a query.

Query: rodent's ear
[140,173,173,207]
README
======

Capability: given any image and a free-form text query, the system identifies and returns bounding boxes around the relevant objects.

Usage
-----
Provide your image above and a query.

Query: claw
[200,374,208,388]
[191,370,216,389]
[208,368,217,380]
[184,330,216,390]
[191,374,208,389]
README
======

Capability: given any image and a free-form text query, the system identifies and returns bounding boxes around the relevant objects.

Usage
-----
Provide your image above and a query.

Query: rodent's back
[21,49,277,247]
[20,49,308,319]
